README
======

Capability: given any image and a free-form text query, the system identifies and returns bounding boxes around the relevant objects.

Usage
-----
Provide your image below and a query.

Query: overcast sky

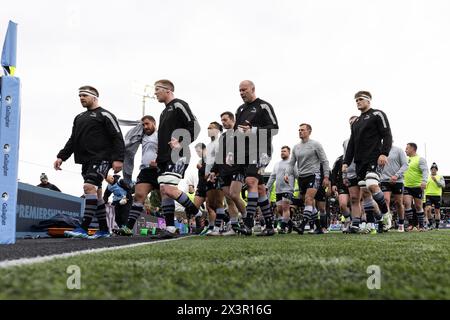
[2,0,450,197]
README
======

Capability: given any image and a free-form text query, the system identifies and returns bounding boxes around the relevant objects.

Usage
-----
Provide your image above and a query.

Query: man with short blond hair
[153,79,200,237]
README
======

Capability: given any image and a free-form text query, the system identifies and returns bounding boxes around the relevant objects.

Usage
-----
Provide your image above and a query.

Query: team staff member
[425,162,445,229]
[403,143,428,231]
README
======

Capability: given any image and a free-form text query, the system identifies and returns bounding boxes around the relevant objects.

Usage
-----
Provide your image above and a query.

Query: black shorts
[404,186,423,200]
[298,173,321,195]
[136,167,159,189]
[380,182,404,195]
[355,161,381,184]
[219,172,245,188]
[236,164,264,185]
[425,195,441,209]
[158,161,189,178]
[338,186,349,195]
[81,160,111,187]
[314,186,326,202]
[347,178,359,188]
[196,178,208,198]
[336,181,349,195]
[207,179,223,193]
[276,192,293,204]
[157,160,189,185]
[292,197,303,207]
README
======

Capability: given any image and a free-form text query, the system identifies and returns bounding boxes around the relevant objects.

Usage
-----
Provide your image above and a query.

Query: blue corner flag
[1,20,17,76]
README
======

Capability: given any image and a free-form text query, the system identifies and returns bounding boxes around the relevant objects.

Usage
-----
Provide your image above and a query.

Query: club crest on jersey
[364,115,370,120]
[90,113,97,117]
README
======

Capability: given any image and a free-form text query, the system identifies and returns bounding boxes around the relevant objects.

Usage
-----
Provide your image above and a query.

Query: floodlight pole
[141,85,153,117]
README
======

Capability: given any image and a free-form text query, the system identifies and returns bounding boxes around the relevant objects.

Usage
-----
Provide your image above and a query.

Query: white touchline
[0,236,194,269]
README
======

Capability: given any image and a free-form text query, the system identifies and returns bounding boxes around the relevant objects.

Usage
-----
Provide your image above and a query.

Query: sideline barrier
[15,182,85,238]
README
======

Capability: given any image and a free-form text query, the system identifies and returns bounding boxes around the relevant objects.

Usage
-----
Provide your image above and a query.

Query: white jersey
[140,132,158,169]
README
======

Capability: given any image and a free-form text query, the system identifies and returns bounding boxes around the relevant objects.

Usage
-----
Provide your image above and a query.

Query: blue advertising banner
[16,183,85,238]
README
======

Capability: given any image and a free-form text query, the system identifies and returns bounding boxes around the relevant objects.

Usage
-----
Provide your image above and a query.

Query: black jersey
[343,108,392,166]
[211,129,237,176]
[331,155,344,187]
[157,98,200,164]
[57,107,124,164]
[234,98,278,163]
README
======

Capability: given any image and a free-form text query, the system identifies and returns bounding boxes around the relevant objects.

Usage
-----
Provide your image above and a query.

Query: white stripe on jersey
[174,102,194,122]
[101,112,121,133]
[260,103,277,125]
[373,111,387,129]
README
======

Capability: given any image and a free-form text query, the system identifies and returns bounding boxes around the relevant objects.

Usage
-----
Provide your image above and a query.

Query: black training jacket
[343,108,392,166]
[234,98,279,162]
[157,98,200,163]
[57,107,125,164]
[331,155,344,187]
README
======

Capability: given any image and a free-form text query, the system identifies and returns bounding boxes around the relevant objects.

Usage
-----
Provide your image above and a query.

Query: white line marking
[0,236,193,269]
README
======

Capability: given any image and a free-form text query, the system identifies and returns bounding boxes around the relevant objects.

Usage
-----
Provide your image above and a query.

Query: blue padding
[0,76,21,244]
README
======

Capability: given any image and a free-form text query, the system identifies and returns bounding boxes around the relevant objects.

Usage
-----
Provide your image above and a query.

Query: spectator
[36,173,61,192]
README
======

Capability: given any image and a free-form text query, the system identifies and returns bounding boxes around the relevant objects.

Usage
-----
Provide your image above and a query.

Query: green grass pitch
[1,230,450,299]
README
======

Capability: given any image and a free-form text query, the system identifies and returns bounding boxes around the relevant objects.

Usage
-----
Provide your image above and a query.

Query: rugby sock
[176,192,198,219]
[435,219,440,229]
[162,198,175,227]
[417,210,425,228]
[96,199,108,232]
[303,205,313,223]
[259,195,274,229]
[127,202,144,229]
[215,208,225,228]
[412,211,418,227]
[81,194,97,230]
[405,208,414,226]
[373,191,388,214]
[319,211,327,228]
[364,200,377,223]
[352,217,361,228]
[245,192,258,228]
[223,210,230,224]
